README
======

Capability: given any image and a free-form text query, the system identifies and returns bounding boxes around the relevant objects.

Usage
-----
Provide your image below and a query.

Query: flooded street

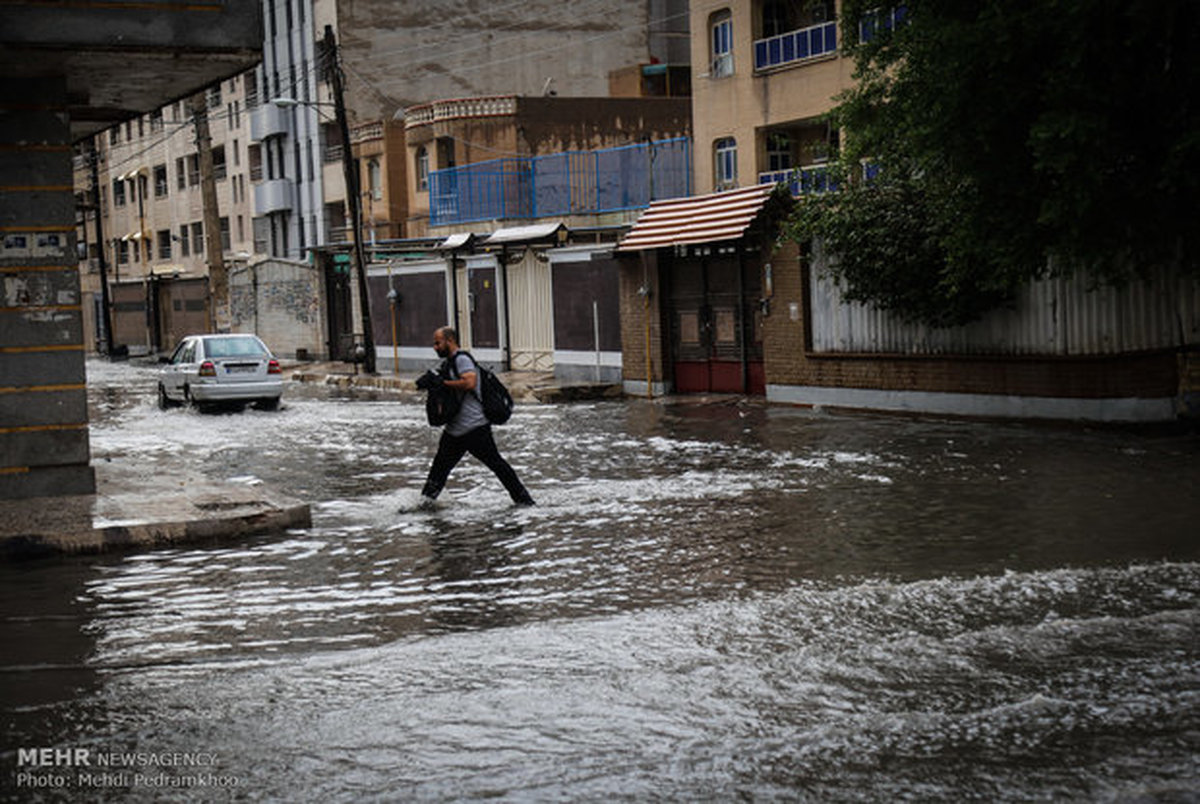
[3,359,1198,801]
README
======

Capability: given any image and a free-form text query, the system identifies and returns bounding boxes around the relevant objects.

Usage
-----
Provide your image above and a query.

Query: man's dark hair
[438,326,459,344]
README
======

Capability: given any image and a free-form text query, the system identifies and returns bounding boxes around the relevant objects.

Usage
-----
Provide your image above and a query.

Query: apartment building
[78,79,259,353]
[690,0,855,195]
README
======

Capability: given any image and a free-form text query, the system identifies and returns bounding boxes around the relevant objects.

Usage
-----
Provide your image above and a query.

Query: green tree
[786,0,1200,327]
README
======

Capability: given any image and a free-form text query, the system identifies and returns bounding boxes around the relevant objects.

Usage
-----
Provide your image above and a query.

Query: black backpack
[457,351,514,425]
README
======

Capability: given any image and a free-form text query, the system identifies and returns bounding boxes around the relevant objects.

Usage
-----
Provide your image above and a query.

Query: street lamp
[270,81,376,373]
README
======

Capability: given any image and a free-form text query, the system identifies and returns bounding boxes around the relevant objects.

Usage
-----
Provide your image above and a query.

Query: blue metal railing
[759,164,839,195]
[428,137,691,227]
[754,21,838,71]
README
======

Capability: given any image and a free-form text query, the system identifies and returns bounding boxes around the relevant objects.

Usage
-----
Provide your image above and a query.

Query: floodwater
[2,359,1198,801]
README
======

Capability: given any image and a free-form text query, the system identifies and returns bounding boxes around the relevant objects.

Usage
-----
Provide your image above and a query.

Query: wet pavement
[1,358,1198,801]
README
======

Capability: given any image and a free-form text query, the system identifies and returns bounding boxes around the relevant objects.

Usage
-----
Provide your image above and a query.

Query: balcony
[754,21,838,71]
[249,102,290,142]
[404,96,518,129]
[254,178,293,214]
[759,164,838,195]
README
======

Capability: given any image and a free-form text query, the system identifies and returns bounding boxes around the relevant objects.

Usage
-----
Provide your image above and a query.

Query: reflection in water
[0,360,1196,800]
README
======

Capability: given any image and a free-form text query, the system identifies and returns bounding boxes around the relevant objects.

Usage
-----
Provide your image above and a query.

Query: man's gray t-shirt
[446,351,487,437]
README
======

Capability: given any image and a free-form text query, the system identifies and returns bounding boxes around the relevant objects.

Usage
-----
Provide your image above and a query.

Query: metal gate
[325,258,354,361]
[668,253,764,395]
[155,277,209,351]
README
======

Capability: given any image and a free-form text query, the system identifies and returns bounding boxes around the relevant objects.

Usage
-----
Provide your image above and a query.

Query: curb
[0,491,312,560]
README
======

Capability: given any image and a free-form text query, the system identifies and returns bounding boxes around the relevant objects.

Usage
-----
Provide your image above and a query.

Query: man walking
[414,326,535,507]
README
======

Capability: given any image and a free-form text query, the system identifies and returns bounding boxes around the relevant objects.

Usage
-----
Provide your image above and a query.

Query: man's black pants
[421,425,533,504]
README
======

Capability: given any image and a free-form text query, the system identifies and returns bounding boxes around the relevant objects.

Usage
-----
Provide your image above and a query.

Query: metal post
[192,93,228,334]
[324,24,376,373]
[88,145,115,355]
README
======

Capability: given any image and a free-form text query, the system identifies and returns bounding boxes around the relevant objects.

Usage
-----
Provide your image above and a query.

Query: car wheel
[255,397,281,411]
[157,383,179,410]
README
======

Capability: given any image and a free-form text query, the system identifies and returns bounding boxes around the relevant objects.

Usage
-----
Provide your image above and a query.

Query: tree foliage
[786,0,1200,327]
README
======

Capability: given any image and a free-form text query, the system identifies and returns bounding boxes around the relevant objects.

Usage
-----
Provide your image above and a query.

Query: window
[113,179,126,207]
[188,154,200,186]
[219,217,231,252]
[212,146,227,181]
[248,143,263,181]
[436,138,456,170]
[176,157,187,190]
[368,159,382,202]
[207,84,221,110]
[860,5,908,43]
[149,110,163,133]
[179,225,189,257]
[154,164,169,198]
[245,72,259,108]
[157,229,171,260]
[711,10,733,77]
[192,222,204,255]
[117,239,129,264]
[761,0,792,38]
[416,146,429,192]
[715,137,738,190]
[766,133,792,173]
[754,0,837,70]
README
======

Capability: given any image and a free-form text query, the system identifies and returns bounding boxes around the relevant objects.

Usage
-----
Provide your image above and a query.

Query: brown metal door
[157,278,209,351]
[668,252,764,395]
[325,260,354,360]
[468,266,499,348]
[110,281,148,353]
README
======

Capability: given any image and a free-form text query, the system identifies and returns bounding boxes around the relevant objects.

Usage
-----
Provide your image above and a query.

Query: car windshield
[205,337,267,358]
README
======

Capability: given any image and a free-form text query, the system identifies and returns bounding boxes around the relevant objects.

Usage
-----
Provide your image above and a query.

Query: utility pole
[192,92,229,333]
[323,23,376,373]
[88,143,114,355]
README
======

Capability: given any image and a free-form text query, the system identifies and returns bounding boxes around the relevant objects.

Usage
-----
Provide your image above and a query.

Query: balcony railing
[350,122,383,144]
[404,96,518,129]
[759,164,839,195]
[428,137,691,227]
[754,21,838,71]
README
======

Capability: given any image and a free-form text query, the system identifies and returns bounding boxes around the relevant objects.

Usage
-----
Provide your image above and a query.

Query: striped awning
[615,184,781,253]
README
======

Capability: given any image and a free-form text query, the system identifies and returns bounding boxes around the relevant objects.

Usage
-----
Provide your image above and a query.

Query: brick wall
[618,251,666,391]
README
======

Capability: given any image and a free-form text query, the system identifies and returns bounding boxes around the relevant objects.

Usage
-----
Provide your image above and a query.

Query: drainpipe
[500,245,512,372]
[449,249,461,336]
[639,250,654,398]
[737,245,748,393]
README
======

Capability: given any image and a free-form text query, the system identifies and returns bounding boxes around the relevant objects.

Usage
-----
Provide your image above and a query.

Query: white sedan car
[158,334,284,411]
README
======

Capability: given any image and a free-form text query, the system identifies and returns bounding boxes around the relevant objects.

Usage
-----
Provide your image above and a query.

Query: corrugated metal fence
[810,244,1200,355]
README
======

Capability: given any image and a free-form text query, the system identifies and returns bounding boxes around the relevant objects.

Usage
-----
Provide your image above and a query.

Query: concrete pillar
[0,75,96,499]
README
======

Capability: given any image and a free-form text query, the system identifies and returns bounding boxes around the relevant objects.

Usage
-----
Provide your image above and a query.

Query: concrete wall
[229,258,326,360]
[0,76,95,498]
[339,0,660,120]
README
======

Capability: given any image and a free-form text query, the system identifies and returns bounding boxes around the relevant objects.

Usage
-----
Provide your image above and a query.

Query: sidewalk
[0,459,311,560]
[285,361,624,403]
